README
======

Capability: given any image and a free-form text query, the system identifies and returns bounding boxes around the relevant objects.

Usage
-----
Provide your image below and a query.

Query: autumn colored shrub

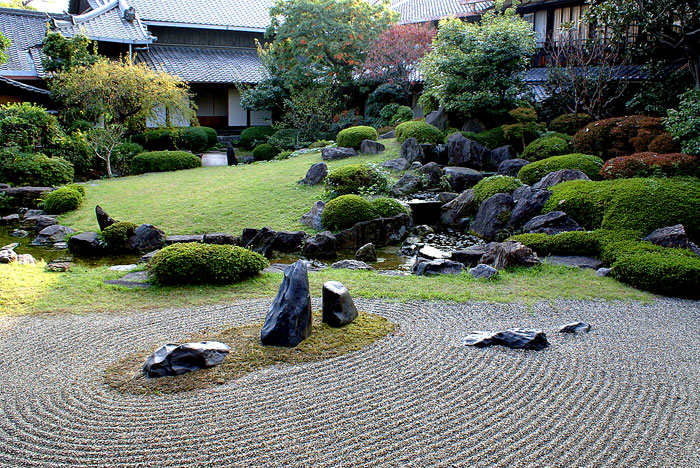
[573,116,675,160]
[601,153,700,180]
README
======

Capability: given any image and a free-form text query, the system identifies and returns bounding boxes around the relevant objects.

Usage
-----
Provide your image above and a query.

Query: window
[553,5,589,44]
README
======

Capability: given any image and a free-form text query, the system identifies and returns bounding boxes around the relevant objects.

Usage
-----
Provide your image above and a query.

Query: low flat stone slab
[109,264,138,272]
[464,328,549,351]
[543,255,603,269]
[165,235,203,245]
[104,270,151,289]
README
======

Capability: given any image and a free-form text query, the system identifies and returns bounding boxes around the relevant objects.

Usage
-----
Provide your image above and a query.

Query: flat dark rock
[544,255,603,269]
[559,322,591,334]
[143,341,230,378]
[464,328,549,350]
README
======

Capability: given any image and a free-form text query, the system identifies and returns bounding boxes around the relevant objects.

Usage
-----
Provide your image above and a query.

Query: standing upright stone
[400,138,424,163]
[226,142,238,165]
[322,281,358,327]
[95,205,117,231]
[261,260,313,347]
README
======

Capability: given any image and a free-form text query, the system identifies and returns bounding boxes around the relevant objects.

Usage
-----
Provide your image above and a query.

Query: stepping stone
[543,256,603,269]
[104,270,151,289]
[109,264,138,272]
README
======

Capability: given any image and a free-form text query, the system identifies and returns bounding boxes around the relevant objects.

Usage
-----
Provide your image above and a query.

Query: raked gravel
[0,298,698,467]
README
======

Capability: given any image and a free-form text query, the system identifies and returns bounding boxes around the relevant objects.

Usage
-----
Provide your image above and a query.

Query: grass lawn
[61,143,400,235]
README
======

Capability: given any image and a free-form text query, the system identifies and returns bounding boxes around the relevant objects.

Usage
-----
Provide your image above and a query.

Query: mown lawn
[60,143,399,235]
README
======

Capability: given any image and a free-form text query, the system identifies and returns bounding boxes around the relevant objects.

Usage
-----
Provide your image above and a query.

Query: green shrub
[543,178,700,239]
[395,121,443,144]
[0,150,74,186]
[509,107,538,123]
[321,194,376,231]
[511,229,641,258]
[131,128,178,150]
[379,103,400,126]
[517,153,604,185]
[268,128,313,150]
[325,164,387,196]
[550,113,593,135]
[66,119,93,133]
[371,197,409,218]
[309,140,331,149]
[130,150,201,174]
[238,126,275,149]
[336,126,379,149]
[461,127,508,149]
[102,221,137,248]
[520,135,570,162]
[0,102,63,152]
[502,121,546,151]
[252,143,279,161]
[473,175,523,205]
[665,88,700,156]
[176,127,209,153]
[200,126,218,148]
[148,243,269,285]
[572,116,672,160]
[39,186,83,214]
[47,131,95,179]
[612,247,700,298]
[66,183,86,196]
[391,106,413,126]
[111,141,144,176]
[601,152,700,180]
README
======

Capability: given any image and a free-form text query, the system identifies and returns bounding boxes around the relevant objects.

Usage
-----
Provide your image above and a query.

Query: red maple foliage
[360,23,436,84]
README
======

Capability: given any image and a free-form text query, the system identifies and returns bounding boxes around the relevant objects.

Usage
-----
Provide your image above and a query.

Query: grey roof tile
[0,8,56,76]
[135,45,265,83]
[0,75,50,95]
[128,0,275,30]
[385,0,493,24]
[53,1,153,44]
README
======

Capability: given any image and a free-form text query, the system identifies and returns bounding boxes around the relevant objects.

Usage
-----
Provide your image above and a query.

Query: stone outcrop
[509,186,552,230]
[523,211,582,235]
[360,140,385,155]
[31,225,75,246]
[303,231,337,259]
[469,264,498,279]
[125,224,165,252]
[497,158,530,177]
[446,133,492,169]
[643,224,700,254]
[440,189,476,227]
[381,158,411,172]
[355,243,377,262]
[68,232,106,256]
[322,281,358,327]
[391,173,422,196]
[322,147,357,161]
[299,201,325,230]
[298,162,328,186]
[95,205,117,231]
[464,329,549,350]
[399,138,424,163]
[334,213,412,250]
[142,341,230,378]
[470,193,514,241]
[533,169,590,190]
[480,241,540,270]
[444,167,483,192]
[413,258,465,276]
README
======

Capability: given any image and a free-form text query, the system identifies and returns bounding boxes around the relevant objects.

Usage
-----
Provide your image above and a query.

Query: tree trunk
[106,152,113,178]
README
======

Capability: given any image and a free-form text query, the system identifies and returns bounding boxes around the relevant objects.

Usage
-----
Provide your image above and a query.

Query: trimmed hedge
[200,126,218,148]
[511,229,642,258]
[102,221,137,248]
[148,243,269,285]
[518,153,604,185]
[473,175,523,205]
[520,136,570,162]
[131,128,178,150]
[336,126,378,149]
[550,113,593,135]
[321,194,375,231]
[39,186,83,214]
[371,197,409,218]
[176,127,209,153]
[130,150,201,174]
[238,126,275,149]
[0,151,74,186]
[601,152,700,180]
[252,143,279,161]
[462,127,507,149]
[543,178,700,239]
[395,121,443,144]
[325,164,387,196]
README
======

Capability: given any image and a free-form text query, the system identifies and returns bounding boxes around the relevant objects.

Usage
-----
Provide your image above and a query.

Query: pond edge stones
[261,260,312,347]
[322,281,358,327]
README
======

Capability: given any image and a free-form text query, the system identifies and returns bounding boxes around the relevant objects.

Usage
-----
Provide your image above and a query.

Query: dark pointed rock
[143,341,230,378]
[480,241,540,269]
[440,189,476,227]
[643,224,700,254]
[322,281,358,327]
[399,138,424,163]
[273,231,308,253]
[425,107,448,130]
[447,133,492,169]
[299,162,328,185]
[303,231,337,259]
[226,142,238,165]
[299,201,325,230]
[391,173,422,196]
[360,140,385,154]
[523,211,582,235]
[444,167,483,192]
[96,205,117,231]
[125,224,165,253]
[355,243,377,262]
[381,158,411,172]
[68,231,106,256]
[464,329,549,350]
[246,227,277,257]
[322,147,357,161]
[497,158,530,177]
[533,169,590,190]
[509,186,552,230]
[471,193,514,241]
[413,258,465,276]
[261,260,312,347]
[469,263,498,279]
[558,322,591,334]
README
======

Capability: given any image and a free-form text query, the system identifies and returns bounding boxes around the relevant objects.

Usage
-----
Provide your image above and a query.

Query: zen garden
[0,0,699,466]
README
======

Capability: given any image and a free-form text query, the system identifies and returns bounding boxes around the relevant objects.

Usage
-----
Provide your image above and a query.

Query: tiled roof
[386,0,493,24]
[0,75,50,95]
[0,8,56,77]
[523,66,659,83]
[135,45,265,83]
[53,0,153,44]
[127,0,275,31]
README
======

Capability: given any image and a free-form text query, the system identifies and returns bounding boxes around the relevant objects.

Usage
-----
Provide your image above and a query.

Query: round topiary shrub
[550,113,593,135]
[517,153,604,185]
[520,135,570,162]
[336,126,379,149]
[572,116,670,160]
[473,175,524,205]
[130,151,201,174]
[102,221,137,249]
[148,243,269,286]
[238,126,275,149]
[601,152,700,180]
[131,128,178,150]
[371,197,408,218]
[0,151,74,186]
[200,126,218,148]
[39,186,83,214]
[176,127,209,153]
[325,164,387,196]
[390,106,413,125]
[252,143,279,161]
[321,194,375,231]
[395,121,443,144]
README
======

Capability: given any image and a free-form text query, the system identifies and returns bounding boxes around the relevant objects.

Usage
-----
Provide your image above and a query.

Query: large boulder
[142,341,230,378]
[299,201,325,230]
[464,329,549,350]
[245,227,278,257]
[125,224,165,253]
[298,162,328,186]
[470,193,514,241]
[497,158,530,177]
[440,189,476,227]
[322,147,357,161]
[68,232,106,256]
[355,243,377,262]
[523,211,583,235]
[273,231,308,253]
[335,213,412,250]
[261,260,313,347]
[239,228,259,247]
[203,232,237,245]
[533,169,590,190]
[0,214,19,225]
[34,215,58,234]
[399,138,424,163]
[480,241,540,270]
[226,142,238,165]
[331,259,374,270]
[322,281,358,327]
[419,162,444,188]
[446,133,492,169]
[509,186,552,230]
[469,264,498,279]
[643,224,700,254]
[95,205,117,231]
[450,244,495,268]
[31,224,75,246]
[490,145,516,168]
[425,107,448,130]
[413,258,465,276]
[360,140,385,155]
[391,173,422,196]
[379,130,395,139]
[444,167,483,192]
[381,158,411,172]
[303,231,337,259]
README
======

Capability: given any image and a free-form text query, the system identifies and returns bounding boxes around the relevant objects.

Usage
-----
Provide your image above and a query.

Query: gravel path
[0,298,698,467]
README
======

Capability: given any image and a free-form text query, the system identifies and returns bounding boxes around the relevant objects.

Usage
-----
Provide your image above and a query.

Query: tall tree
[41,31,99,73]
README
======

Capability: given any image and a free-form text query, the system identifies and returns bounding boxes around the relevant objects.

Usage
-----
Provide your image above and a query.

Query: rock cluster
[143,341,230,378]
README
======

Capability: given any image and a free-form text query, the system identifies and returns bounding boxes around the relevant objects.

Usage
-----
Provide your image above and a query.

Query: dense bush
[336,126,379,149]
[371,197,408,218]
[47,131,95,179]
[252,143,279,161]
[601,152,700,180]
[543,178,700,239]
[268,128,313,150]
[572,116,677,160]
[395,120,443,144]
[111,141,144,176]
[131,128,178,150]
[102,221,137,248]
[176,127,209,153]
[390,106,413,126]
[501,121,546,151]
[39,186,83,214]
[473,175,523,205]
[148,243,268,285]
[0,150,74,186]
[550,114,593,135]
[665,88,700,156]
[321,194,376,231]
[325,164,388,196]
[0,102,62,152]
[200,126,218,148]
[518,153,604,185]
[462,127,507,149]
[130,150,201,174]
[511,229,641,258]
[238,126,275,149]
[520,135,570,161]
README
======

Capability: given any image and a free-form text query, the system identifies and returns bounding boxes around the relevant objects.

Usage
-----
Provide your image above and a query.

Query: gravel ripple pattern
[0,298,699,467]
